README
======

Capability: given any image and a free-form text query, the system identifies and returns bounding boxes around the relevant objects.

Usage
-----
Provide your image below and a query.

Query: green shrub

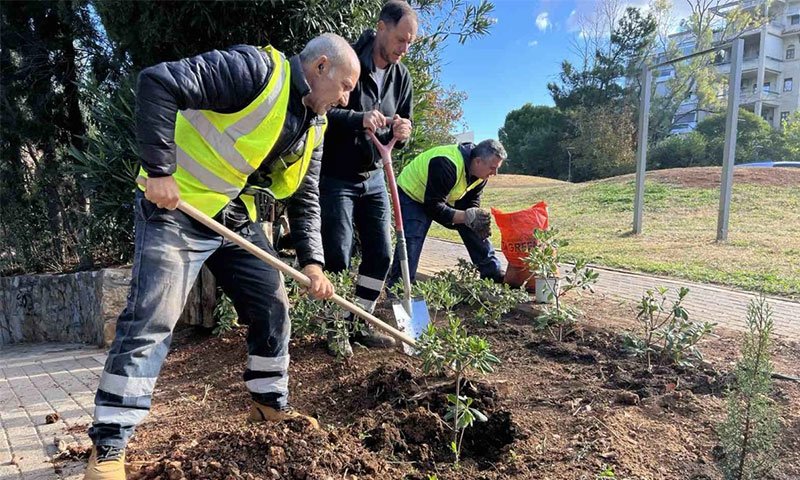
[623,286,715,369]
[416,315,499,465]
[649,131,709,169]
[212,292,239,336]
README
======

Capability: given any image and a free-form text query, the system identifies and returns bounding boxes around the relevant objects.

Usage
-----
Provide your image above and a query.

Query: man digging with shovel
[386,140,507,291]
[84,34,360,480]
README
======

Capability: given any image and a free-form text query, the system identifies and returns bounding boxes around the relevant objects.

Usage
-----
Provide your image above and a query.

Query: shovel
[367,130,431,354]
[136,178,417,349]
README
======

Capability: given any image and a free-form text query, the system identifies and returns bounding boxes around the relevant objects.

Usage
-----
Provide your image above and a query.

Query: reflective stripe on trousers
[89,192,291,448]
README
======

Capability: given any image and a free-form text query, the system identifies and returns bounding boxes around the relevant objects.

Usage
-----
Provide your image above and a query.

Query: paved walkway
[418,238,800,342]
[1,343,106,479]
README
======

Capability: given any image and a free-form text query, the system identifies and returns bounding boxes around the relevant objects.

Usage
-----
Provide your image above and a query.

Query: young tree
[718,296,779,480]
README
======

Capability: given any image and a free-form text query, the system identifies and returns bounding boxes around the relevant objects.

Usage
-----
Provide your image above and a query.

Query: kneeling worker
[386,139,506,289]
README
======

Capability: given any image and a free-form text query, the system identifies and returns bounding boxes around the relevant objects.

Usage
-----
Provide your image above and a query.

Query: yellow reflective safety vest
[397,144,483,205]
[136,45,327,220]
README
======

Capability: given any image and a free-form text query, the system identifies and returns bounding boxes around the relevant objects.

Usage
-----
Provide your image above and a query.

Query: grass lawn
[428,168,800,299]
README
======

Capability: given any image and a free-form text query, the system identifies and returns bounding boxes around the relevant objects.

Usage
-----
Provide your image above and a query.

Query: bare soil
[63,294,800,479]
[613,166,800,189]
[490,174,567,188]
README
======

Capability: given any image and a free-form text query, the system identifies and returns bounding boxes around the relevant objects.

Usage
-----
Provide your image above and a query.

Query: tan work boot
[84,445,126,480]
[248,401,320,430]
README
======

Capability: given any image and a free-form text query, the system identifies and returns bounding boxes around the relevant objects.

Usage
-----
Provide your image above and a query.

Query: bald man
[84,34,359,480]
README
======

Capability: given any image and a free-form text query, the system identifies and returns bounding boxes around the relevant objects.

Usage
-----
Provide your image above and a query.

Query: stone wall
[0,266,216,347]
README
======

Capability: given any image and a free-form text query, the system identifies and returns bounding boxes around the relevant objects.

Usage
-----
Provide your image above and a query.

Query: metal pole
[567,148,572,182]
[633,67,652,234]
[718,38,743,242]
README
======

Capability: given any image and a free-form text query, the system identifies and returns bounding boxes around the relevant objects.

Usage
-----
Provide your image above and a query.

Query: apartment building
[658,0,800,132]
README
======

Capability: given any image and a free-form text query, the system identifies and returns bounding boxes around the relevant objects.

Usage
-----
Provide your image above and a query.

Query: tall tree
[548,5,656,110]
[649,0,768,140]
[565,104,637,182]
[0,0,109,273]
[94,0,383,70]
[498,105,571,179]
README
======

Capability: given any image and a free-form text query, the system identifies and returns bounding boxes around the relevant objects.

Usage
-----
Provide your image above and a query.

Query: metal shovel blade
[392,298,431,355]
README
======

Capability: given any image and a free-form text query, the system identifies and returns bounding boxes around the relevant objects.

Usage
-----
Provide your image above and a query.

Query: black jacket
[321,30,413,181]
[135,45,325,267]
[420,143,486,225]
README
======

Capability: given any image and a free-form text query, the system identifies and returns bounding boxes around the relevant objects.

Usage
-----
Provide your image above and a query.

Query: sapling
[523,229,598,341]
[398,259,529,326]
[286,268,358,359]
[623,286,715,370]
[212,292,239,336]
[718,296,779,480]
[416,315,500,465]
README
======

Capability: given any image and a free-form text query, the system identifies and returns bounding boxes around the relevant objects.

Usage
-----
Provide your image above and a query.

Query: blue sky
[435,0,691,142]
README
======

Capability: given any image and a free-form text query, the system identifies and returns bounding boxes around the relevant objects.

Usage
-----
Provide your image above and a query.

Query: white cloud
[528,40,539,47]
[566,8,581,33]
[536,12,551,31]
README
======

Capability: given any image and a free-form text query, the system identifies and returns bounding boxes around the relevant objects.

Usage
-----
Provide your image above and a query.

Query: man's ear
[376,19,386,33]
[316,55,329,75]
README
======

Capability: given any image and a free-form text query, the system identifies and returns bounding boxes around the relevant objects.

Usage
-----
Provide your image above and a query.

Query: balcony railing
[785,24,800,34]
[739,88,781,104]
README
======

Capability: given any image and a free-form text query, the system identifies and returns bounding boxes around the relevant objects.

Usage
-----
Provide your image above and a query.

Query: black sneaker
[352,325,397,348]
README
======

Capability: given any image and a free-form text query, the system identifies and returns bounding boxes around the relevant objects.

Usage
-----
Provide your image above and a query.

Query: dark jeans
[387,190,502,288]
[89,191,291,448]
[320,171,391,313]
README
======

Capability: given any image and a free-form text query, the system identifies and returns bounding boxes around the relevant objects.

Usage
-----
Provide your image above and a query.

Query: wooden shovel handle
[136,177,417,348]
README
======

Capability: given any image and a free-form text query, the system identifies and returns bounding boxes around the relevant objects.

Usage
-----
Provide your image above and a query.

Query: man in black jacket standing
[320,1,416,357]
[83,34,359,480]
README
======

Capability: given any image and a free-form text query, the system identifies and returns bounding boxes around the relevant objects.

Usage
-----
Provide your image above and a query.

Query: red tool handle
[367,130,403,232]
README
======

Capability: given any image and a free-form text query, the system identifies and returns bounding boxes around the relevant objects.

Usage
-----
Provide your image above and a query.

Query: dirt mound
[489,174,566,188]
[128,420,397,480]
[607,166,800,189]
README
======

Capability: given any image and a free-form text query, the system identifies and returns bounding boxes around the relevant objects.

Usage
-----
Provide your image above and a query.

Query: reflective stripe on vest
[137,45,321,219]
[397,144,483,205]
[239,119,327,220]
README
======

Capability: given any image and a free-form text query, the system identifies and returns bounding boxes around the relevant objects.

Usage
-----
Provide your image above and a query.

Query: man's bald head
[300,33,360,115]
[300,33,359,78]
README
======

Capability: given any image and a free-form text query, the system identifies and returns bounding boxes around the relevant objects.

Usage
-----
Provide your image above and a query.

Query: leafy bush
[696,109,776,165]
[623,286,715,369]
[212,292,239,336]
[649,131,709,169]
[523,229,599,341]
[69,77,139,268]
[416,315,500,465]
[286,264,358,357]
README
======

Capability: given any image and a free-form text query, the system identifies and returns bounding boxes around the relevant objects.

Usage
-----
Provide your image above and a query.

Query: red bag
[491,202,549,269]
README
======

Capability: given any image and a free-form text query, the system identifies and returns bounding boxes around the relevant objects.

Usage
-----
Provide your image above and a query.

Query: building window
[784,78,793,92]
[792,14,800,25]
[781,111,790,123]
[787,46,796,60]
[764,82,771,92]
